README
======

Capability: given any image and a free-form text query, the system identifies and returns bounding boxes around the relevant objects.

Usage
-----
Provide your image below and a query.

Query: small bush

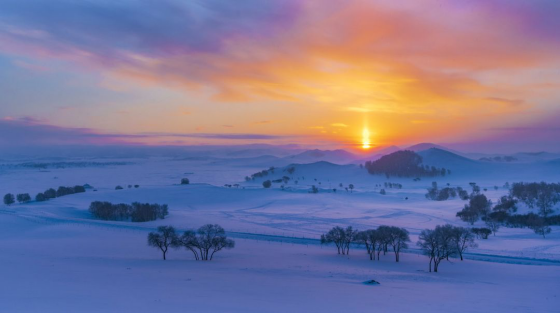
[3,193,15,206]
[16,193,31,203]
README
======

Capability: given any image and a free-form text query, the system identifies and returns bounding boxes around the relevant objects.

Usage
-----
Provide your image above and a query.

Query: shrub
[16,193,31,203]
[456,194,492,224]
[471,228,492,239]
[262,180,272,188]
[44,188,56,199]
[180,178,190,185]
[35,193,47,202]
[3,193,15,206]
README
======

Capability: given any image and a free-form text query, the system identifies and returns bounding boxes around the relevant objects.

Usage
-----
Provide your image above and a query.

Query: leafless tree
[527,216,552,238]
[356,230,379,260]
[386,226,410,262]
[417,225,457,272]
[173,230,200,260]
[449,226,477,261]
[342,226,358,254]
[483,216,500,236]
[376,225,393,257]
[321,226,357,255]
[321,226,344,254]
[194,224,235,260]
[148,226,177,260]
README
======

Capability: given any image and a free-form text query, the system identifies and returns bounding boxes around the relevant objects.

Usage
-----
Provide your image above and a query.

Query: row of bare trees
[321,224,478,272]
[148,224,235,261]
[320,225,410,262]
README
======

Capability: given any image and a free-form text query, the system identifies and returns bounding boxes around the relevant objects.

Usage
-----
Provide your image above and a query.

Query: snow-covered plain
[1,151,559,312]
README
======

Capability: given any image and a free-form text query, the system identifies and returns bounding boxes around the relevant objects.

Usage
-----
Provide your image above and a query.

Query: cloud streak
[0,117,296,146]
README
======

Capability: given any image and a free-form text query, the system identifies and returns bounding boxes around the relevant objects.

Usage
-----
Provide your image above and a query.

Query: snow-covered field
[1,153,559,312]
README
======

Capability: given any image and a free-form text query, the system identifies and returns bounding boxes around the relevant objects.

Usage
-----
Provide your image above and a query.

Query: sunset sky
[1,0,559,153]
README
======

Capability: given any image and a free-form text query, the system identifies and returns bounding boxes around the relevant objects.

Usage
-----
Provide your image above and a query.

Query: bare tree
[483,215,500,236]
[417,225,457,272]
[450,226,477,261]
[173,230,200,260]
[376,225,393,257]
[386,226,410,262]
[536,188,559,218]
[194,224,235,260]
[342,226,358,255]
[321,226,356,255]
[356,230,379,260]
[527,216,552,238]
[148,226,177,260]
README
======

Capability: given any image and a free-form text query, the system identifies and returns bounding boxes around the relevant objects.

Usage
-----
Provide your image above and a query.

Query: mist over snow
[1,143,559,311]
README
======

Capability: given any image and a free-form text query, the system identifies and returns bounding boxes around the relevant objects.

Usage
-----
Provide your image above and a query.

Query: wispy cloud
[0,117,296,146]
[253,120,274,125]
[0,0,560,150]
[330,123,348,128]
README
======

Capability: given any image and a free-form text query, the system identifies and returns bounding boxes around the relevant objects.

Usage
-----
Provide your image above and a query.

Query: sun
[362,128,371,149]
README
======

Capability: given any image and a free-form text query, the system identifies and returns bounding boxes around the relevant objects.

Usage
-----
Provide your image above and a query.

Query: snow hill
[282,149,358,165]
[406,142,452,152]
[417,148,480,170]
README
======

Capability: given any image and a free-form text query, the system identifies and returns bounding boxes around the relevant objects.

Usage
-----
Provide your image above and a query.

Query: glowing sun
[362,128,371,149]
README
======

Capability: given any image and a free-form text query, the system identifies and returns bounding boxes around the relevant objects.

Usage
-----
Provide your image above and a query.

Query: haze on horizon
[1,0,560,154]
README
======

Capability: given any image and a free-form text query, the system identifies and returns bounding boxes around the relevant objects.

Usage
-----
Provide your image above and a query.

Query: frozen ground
[0,153,559,311]
[0,213,558,312]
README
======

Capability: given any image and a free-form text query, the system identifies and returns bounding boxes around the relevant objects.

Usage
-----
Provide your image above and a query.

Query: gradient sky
[1,0,559,153]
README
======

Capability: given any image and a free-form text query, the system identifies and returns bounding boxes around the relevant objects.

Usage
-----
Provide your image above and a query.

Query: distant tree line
[246,167,276,181]
[384,182,403,189]
[510,182,560,218]
[426,182,469,201]
[147,224,235,260]
[321,224,479,273]
[3,185,87,206]
[89,201,168,222]
[364,150,449,178]
[479,156,517,162]
[455,182,560,238]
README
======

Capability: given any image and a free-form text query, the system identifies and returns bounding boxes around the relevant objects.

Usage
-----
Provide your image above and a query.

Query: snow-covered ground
[1,153,559,311]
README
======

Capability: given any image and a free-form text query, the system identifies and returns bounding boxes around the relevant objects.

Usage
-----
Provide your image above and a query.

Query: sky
[1,0,559,153]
